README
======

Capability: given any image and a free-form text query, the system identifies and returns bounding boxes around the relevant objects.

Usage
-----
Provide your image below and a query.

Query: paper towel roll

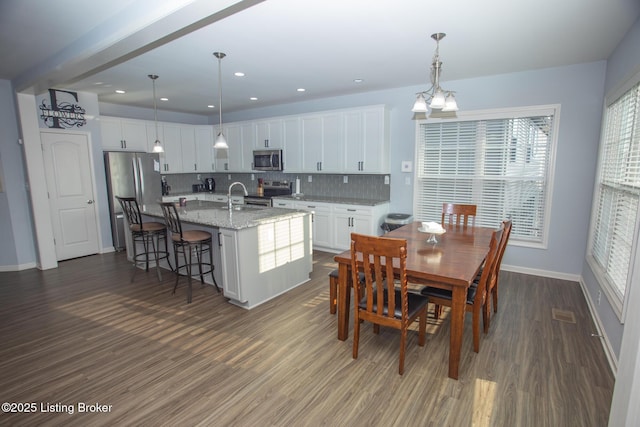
[295,177,301,195]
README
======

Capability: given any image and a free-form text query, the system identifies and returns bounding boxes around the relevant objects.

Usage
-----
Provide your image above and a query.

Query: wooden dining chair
[487,220,512,317]
[350,233,430,375]
[441,203,477,227]
[420,227,502,353]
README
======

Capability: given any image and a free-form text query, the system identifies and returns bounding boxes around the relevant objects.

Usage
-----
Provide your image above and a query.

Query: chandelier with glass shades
[411,33,458,117]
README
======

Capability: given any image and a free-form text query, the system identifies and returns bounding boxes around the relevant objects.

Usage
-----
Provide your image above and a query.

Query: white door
[41,131,100,260]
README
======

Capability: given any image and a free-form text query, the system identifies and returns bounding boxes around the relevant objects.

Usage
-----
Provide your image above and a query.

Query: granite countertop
[143,200,308,230]
[272,195,389,206]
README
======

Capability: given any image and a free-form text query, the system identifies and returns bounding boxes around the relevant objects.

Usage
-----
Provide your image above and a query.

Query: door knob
[87,200,94,204]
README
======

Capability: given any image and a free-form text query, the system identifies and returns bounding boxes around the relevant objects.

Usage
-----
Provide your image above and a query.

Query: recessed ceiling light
[160,97,168,101]
[115,89,126,94]
[207,105,215,109]
[250,97,258,101]
[234,72,245,77]
[297,88,306,92]
[354,78,364,83]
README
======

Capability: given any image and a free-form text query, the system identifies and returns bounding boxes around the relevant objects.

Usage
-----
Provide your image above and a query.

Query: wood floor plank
[0,252,613,426]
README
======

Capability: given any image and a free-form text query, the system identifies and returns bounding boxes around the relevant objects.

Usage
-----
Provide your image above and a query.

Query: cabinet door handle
[347,209,356,212]
[218,232,222,247]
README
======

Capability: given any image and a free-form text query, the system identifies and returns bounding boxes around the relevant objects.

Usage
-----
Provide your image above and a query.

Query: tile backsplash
[163,172,390,201]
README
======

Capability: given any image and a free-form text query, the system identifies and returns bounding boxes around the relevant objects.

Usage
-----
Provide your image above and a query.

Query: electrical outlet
[228,174,231,180]
[384,175,390,185]
[197,174,201,180]
[308,175,312,182]
[343,176,348,184]
[251,174,255,181]
[597,290,602,305]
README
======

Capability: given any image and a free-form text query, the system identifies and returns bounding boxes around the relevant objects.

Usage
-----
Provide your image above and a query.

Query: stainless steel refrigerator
[104,151,162,250]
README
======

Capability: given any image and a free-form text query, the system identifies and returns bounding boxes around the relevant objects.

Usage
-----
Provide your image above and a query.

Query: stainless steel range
[244,180,292,207]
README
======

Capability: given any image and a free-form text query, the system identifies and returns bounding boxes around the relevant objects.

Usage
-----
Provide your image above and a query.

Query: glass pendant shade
[214,132,228,149]
[442,93,459,112]
[429,90,446,109]
[152,140,164,153]
[412,93,428,113]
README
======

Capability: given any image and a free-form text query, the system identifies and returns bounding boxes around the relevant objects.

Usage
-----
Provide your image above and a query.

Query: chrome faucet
[227,181,248,210]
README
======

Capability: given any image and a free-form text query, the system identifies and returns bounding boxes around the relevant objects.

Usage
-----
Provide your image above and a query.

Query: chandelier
[148,74,164,153]
[213,51,228,149]
[411,33,458,117]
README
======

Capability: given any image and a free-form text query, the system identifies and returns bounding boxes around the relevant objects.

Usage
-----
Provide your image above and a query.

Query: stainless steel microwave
[253,149,283,171]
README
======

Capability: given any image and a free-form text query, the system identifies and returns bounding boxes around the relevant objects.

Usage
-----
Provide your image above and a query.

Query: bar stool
[116,196,172,282]
[159,202,221,303]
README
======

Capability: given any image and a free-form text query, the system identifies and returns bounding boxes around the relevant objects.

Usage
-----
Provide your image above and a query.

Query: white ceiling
[1,0,639,116]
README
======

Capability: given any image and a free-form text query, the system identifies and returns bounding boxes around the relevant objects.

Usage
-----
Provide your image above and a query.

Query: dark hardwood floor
[0,251,613,426]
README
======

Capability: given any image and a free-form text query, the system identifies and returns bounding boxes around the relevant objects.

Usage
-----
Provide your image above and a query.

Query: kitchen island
[141,200,312,309]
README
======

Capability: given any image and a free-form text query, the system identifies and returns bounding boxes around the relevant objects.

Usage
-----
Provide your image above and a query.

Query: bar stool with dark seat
[159,202,221,303]
[116,196,172,282]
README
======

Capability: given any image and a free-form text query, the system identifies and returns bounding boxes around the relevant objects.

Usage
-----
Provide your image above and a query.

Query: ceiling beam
[13,0,265,94]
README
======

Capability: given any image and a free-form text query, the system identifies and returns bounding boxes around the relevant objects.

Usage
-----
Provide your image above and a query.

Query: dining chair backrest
[159,202,183,238]
[475,228,502,308]
[117,196,142,228]
[351,233,409,322]
[487,219,512,316]
[441,203,477,227]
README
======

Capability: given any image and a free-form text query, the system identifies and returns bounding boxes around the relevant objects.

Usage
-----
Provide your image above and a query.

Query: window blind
[589,82,640,307]
[414,108,555,245]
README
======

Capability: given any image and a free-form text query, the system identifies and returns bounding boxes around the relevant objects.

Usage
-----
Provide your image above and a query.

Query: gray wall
[0,80,36,270]
[582,17,640,359]
[225,61,607,280]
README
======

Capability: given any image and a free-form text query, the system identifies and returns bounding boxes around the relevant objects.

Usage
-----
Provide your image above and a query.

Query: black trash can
[381,213,413,232]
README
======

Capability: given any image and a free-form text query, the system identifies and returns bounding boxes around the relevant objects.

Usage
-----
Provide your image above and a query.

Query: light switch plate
[384,175,390,185]
[343,176,348,184]
[308,175,312,182]
[401,161,412,172]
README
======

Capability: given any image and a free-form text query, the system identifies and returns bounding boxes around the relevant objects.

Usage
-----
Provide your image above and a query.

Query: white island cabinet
[141,201,312,309]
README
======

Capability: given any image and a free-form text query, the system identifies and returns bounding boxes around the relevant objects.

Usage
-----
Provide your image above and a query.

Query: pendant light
[148,74,164,153]
[213,52,228,149]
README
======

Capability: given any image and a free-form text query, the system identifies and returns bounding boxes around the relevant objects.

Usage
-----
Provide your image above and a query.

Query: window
[413,106,558,247]
[588,80,640,318]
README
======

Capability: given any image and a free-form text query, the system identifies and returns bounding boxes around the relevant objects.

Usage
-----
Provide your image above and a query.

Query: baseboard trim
[0,261,38,272]
[579,277,618,375]
[501,264,581,282]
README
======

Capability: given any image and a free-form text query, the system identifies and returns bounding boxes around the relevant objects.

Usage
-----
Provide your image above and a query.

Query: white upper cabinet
[343,106,389,173]
[100,117,148,151]
[161,123,183,173]
[224,122,254,172]
[301,113,343,173]
[194,126,215,173]
[255,119,284,149]
[282,117,302,172]
[180,126,197,173]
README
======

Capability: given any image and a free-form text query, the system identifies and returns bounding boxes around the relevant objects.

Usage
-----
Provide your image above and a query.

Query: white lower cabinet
[218,228,243,302]
[203,194,228,203]
[273,199,296,209]
[333,206,377,250]
[272,199,389,252]
[294,201,333,250]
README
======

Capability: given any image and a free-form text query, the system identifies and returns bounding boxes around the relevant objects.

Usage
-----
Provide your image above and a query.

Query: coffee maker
[204,178,215,192]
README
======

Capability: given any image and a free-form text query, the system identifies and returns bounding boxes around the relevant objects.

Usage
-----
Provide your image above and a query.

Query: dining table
[333,221,495,379]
